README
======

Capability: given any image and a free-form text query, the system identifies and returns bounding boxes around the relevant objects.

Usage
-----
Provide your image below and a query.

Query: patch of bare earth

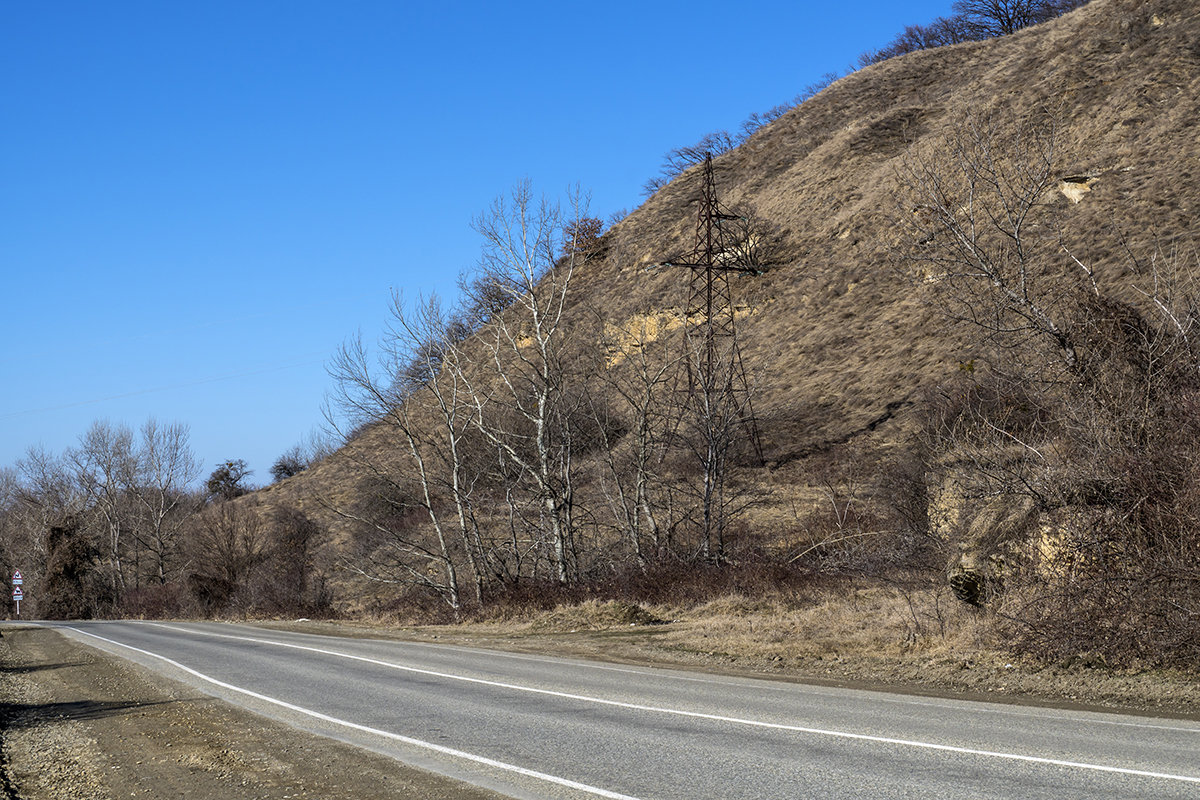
[0,625,503,800]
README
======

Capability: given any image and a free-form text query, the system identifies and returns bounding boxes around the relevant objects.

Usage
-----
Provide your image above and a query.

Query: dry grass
[267,0,1200,509]
[527,600,665,632]
[659,587,972,661]
[240,0,1200,665]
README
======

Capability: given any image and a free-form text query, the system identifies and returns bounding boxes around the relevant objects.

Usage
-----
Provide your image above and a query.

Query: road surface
[49,620,1200,800]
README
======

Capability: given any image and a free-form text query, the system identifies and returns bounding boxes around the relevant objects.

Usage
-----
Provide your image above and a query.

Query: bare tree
[861,0,1085,66]
[16,446,87,555]
[588,313,680,566]
[327,331,467,614]
[643,131,738,196]
[185,499,269,613]
[675,342,755,564]
[562,216,606,259]
[270,429,337,482]
[952,0,1082,37]
[859,17,978,66]
[898,112,1076,376]
[896,111,1075,538]
[392,293,504,602]
[270,446,309,482]
[897,110,1200,664]
[68,421,137,598]
[452,183,595,584]
[205,459,253,501]
[128,419,200,585]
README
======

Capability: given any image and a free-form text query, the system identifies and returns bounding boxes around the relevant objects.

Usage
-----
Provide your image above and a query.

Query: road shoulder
[0,624,506,800]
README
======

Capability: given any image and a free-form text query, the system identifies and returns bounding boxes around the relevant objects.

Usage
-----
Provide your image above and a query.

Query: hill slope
[258,0,1200,623]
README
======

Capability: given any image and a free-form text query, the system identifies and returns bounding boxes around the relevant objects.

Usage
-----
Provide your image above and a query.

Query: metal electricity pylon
[660,152,764,466]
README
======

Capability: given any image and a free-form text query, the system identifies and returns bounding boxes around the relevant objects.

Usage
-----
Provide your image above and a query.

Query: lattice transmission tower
[660,152,764,466]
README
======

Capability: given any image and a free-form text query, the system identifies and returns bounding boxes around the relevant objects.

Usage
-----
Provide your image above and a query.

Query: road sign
[12,570,23,586]
[12,587,23,600]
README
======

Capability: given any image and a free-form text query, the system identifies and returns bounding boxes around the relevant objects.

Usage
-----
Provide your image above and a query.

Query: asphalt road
[48,621,1200,800]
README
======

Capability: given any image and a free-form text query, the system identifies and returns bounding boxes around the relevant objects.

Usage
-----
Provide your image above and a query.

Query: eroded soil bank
[0,624,502,800]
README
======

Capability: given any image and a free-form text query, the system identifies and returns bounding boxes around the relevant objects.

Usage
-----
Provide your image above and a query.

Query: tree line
[858,0,1087,65]
[0,422,330,619]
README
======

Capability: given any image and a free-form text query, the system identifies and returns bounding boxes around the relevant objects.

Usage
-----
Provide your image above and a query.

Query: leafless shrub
[120,582,186,618]
[643,131,738,196]
[859,17,979,66]
[789,446,932,576]
[862,1,1087,67]
[184,500,269,614]
[562,216,606,259]
[898,110,1200,665]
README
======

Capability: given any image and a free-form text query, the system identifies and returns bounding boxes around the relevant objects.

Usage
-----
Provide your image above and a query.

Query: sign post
[11,570,23,617]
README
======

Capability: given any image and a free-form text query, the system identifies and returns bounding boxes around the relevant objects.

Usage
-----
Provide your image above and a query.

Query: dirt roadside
[0,624,504,800]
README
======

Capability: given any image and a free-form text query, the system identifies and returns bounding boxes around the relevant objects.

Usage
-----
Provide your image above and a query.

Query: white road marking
[316,633,1200,735]
[62,625,643,800]
[126,621,1200,786]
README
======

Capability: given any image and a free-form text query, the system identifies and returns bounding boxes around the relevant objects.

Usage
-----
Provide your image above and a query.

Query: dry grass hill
[251,0,1199,666]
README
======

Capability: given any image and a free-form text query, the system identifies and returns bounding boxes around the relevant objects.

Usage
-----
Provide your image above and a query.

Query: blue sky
[2,0,951,486]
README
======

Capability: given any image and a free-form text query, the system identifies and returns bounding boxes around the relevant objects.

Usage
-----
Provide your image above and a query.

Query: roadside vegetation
[4,0,1199,689]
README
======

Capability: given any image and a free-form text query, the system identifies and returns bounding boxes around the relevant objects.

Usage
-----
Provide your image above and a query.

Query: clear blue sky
[2,0,951,487]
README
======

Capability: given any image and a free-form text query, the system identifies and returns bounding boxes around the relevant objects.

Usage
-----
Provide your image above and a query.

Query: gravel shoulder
[0,624,505,800]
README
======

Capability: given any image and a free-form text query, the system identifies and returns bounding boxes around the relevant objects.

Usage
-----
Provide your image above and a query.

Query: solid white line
[140,622,1200,787]
[342,636,1200,735]
[61,625,642,800]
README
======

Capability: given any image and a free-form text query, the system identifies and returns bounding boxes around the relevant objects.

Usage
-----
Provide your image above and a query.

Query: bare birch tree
[452,183,594,584]
[389,293,504,601]
[327,332,466,615]
[591,313,681,565]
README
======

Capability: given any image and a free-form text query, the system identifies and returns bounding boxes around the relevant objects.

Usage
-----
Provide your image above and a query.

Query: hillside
[255,0,1200,658]
[272,0,1195,471]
